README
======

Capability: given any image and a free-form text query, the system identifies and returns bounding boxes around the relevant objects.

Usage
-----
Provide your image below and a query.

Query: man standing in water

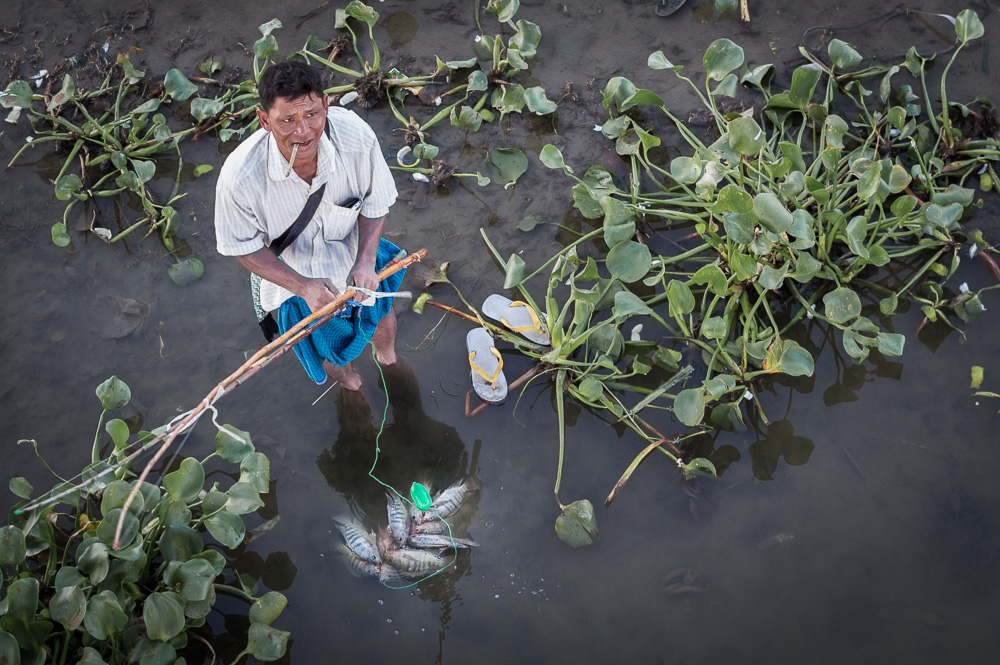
[215,61,402,390]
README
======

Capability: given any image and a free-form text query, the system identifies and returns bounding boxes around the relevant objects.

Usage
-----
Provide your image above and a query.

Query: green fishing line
[366,347,458,589]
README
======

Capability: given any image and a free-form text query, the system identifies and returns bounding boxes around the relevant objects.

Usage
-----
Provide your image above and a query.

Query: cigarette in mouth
[285,142,300,176]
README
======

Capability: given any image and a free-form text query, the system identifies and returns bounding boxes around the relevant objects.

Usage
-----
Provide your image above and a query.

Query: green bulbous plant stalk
[1,377,287,665]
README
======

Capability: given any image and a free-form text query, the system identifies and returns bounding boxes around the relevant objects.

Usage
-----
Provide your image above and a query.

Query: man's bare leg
[323,359,363,391]
[370,310,398,365]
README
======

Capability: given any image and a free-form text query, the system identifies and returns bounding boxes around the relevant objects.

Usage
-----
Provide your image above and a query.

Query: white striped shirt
[214,107,398,311]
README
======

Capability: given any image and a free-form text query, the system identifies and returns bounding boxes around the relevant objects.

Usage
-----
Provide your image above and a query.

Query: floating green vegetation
[1,377,284,665]
[0,0,553,278]
[440,8,1000,545]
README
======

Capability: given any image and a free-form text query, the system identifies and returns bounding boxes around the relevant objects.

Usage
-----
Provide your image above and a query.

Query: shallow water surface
[2,1,1000,663]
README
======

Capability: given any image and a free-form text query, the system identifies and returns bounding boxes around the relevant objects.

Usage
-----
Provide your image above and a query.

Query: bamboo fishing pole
[110,248,427,547]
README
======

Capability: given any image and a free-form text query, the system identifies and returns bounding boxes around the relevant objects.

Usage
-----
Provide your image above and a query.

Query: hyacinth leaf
[164,69,197,101]
[555,499,598,547]
[248,623,291,661]
[703,38,744,82]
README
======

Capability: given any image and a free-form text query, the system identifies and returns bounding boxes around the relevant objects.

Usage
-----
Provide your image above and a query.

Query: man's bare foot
[323,359,362,391]
[371,310,398,366]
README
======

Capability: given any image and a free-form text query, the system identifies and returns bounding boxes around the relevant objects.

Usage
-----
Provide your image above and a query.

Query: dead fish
[411,518,451,536]
[409,503,429,525]
[378,564,406,585]
[386,492,411,545]
[757,532,795,551]
[376,527,395,556]
[245,516,280,544]
[662,567,708,596]
[408,533,478,549]
[336,543,408,585]
[103,296,150,339]
[335,543,380,579]
[383,546,453,576]
[333,516,381,564]
[425,476,482,521]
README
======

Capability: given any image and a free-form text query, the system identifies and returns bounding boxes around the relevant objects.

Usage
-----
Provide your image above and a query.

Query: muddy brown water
[3,1,1000,663]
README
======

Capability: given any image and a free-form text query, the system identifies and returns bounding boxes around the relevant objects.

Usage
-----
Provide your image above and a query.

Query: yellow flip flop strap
[469,347,504,389]
[499,300,543,333]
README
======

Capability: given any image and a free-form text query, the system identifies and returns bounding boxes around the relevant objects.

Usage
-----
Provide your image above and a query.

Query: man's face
[257,93,328,165]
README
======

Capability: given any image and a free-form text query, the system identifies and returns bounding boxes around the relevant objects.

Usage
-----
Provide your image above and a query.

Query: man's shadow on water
[317,358,473,512]
[316,358,479,660]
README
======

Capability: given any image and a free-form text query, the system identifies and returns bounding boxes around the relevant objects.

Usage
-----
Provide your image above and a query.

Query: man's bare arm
[347,214,385,299]
[236,249,340,314]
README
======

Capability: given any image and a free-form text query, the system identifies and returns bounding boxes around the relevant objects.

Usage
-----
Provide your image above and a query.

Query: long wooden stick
[424,299,480,324]
[464,364,543,417]
[112,249,427,547]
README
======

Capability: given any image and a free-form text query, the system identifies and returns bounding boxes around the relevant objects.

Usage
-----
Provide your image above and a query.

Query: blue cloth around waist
[276,238,406,383]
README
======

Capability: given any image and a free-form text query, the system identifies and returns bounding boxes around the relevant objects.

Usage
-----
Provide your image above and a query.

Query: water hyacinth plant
[295,0,551,186]
[449,8,1000,543]
[1,48,259,284]
[0,0,554,278]
[0,377,286,665]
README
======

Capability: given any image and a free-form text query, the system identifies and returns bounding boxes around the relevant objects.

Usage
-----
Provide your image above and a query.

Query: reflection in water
[232,549,299,592]
[317,359,470,511]
[384,11,419,46]
[316,359,476,663]
[748,419,815,481]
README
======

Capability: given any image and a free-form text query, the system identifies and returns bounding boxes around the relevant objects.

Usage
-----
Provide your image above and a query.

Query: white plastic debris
[959,282,970,293]
[630,324,643,341]
[25,136,33,143]
[93,227,112,241]
[412,173,430,183]
[30,70,48,88]
[339,91,358,106]
[744,390,753,401]
[970,244,979,259]
[395,145,421,169]
[593,124,602,131]
[102,43,110,53]
[5,107,22,124]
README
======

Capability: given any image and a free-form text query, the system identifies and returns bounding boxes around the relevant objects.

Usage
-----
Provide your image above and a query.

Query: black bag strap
[269,183,326,256]
[268,121,334,256]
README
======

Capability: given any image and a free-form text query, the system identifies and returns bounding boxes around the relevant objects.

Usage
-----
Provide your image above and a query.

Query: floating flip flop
[482,294,551,346]
[467,327,507,404]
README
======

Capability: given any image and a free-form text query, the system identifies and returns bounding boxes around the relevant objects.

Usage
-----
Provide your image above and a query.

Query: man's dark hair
[258,61,325,111]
